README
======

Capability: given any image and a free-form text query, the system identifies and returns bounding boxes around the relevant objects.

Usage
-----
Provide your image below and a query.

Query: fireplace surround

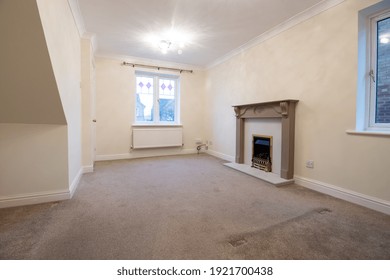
[233,100,298,180]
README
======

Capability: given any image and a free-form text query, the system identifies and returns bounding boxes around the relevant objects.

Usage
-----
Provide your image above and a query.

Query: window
[369,11,390,129]
[355,4,390,134]
[135,72,179,124]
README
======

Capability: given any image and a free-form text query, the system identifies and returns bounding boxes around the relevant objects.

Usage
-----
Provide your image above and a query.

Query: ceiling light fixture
[158,39,184,55]
[159,40,171,54]
[146,29,192,55]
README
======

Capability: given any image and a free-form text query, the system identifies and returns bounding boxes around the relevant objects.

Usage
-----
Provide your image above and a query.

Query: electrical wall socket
[306,160,314,168]
[195,138,202,145]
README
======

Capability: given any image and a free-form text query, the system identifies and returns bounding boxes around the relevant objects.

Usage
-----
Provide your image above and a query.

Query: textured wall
[204,0,390,202]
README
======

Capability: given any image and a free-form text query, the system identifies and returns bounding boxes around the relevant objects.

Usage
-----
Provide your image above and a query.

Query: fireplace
[252,135,272,172]
[233,99,298,180]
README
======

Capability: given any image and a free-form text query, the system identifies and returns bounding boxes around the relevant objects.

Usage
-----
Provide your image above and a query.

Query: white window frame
[134,71,180,125]
[352,2,390,136]
[368,10,390,130]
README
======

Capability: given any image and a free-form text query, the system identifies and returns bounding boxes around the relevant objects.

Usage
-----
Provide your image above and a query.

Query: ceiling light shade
[159,40,171,54]
[145,29,193,55]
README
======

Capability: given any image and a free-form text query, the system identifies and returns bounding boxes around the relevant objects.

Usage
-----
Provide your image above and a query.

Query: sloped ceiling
[0,0,66,124]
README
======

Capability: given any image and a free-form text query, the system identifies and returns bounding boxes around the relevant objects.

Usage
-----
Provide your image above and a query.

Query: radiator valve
[196,144,208,154]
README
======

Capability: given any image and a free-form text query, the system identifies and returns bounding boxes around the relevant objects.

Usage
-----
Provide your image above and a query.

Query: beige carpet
[0,154,389,259]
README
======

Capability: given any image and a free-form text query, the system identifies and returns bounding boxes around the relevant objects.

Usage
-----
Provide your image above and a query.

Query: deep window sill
[346,129,390,137]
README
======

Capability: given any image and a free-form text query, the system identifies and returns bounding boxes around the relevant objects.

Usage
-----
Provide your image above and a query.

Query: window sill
[132,123,182,127]
[346,129,390,137]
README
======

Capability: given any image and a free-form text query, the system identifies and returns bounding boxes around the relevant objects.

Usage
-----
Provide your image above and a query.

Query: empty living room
[1,0,390,278]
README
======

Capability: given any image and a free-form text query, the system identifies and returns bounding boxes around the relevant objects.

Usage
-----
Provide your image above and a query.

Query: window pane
[376,16,390,123]
[159,79,175,122]
[136,77,154,122]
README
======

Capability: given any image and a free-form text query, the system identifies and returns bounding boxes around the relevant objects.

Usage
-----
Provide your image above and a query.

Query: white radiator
[132,127,183,149]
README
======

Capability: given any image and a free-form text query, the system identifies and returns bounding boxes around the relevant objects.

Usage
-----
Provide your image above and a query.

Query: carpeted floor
[0,154,389,259]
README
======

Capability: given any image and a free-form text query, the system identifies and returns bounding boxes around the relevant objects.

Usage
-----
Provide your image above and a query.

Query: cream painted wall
[0,124,68,198]
[205,0,390,202]
[81,37,96,169]
[37,0,82,187]
[95,57,205,159]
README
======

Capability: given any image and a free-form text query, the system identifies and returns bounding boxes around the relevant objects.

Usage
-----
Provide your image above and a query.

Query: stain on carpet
[229,237,247,247]
[317,208,332,214]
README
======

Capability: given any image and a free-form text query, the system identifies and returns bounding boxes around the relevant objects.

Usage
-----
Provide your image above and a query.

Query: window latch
[369,69,376,83]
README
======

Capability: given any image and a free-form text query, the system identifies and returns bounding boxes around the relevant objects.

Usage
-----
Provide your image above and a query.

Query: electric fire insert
[252,135,272,172]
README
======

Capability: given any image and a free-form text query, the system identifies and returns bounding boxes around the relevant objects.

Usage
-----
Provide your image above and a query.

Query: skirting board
[294,176,390,215]
[0,190,70,209]
[206,149,235,162]
[0,167,84,209]
[82,165,94,173]
[95,148,197,161]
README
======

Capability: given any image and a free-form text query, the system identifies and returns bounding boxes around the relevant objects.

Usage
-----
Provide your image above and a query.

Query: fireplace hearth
[252,135,272,172]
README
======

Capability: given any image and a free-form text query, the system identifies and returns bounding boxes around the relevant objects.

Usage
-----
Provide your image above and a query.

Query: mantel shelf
[232,99,299,108]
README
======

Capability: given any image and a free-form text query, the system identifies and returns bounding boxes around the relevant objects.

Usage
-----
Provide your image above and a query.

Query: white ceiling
[76,0,339,68]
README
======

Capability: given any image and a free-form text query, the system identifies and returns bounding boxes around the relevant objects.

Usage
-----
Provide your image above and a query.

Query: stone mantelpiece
[233,99,298,180]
